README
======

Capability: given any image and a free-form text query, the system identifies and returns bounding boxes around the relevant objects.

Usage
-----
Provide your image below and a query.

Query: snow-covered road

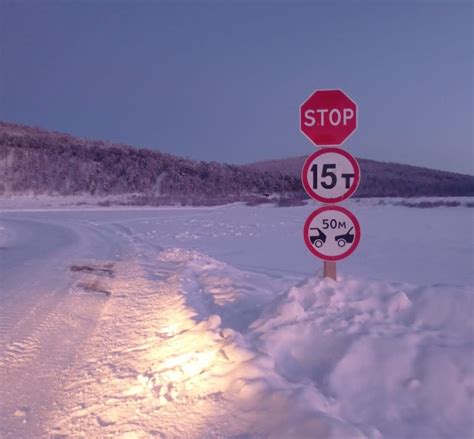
[0,214,130,437]
[0,201,473,438]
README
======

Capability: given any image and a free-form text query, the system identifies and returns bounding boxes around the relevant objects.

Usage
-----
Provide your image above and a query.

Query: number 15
[311,163,337,189]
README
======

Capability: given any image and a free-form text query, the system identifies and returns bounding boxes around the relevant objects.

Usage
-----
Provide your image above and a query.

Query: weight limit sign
[301,148,360,203]
[303,205,361,261]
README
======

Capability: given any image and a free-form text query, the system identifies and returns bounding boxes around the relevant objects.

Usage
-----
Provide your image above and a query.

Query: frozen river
[0,200,472,438]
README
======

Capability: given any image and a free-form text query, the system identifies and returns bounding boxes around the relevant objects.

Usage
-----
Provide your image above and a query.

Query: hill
[1,121,473,205]
[0,121,300,205]
[244,156,474,198]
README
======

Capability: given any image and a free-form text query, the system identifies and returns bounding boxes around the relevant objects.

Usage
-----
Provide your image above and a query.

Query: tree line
[1,121,473,204]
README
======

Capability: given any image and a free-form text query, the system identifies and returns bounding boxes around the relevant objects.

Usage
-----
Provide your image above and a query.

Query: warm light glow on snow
[180,351,217,377]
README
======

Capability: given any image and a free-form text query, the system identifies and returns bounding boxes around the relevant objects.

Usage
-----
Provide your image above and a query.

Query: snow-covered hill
[244,155,474,198]
[0,200,472,438]
[0,121,300,204]
[2,120,473,204]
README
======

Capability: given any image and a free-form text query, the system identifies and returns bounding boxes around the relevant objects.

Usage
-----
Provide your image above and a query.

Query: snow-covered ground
[0,199,473,438]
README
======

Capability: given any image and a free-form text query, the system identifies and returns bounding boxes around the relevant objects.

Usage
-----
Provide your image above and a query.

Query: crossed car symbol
[310,227,354,248]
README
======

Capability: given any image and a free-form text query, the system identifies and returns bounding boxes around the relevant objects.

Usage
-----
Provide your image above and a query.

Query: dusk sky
[0,0,472,174]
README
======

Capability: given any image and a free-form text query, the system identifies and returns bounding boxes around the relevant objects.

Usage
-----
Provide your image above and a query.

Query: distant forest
[245,156,474,198]
[1,121,473,205]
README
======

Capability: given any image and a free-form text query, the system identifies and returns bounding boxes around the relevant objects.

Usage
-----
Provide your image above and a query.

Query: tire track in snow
[0,299,65,368]
[47,253,241,439]
[0,217,133,439]
[0,278,113,438]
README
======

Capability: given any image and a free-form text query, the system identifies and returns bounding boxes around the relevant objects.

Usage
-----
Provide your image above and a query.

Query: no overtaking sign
[303,205,361,262]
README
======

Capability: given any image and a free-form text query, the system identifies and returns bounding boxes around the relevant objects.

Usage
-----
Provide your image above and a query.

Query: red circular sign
[300,89,357,146]
[303,205,361,261]
[301,148,361,203]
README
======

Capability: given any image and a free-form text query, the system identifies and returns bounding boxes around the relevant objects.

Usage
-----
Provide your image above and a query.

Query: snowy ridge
[47,248,473,439]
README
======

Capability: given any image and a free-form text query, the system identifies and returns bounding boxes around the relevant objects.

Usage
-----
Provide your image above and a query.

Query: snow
[252,276,473,438]
[0,199,473,438]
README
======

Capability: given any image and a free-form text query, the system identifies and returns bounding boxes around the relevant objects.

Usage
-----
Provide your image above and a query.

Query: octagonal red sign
[300,89,357,146]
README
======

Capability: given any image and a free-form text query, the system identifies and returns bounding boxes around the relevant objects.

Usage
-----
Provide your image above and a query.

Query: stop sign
[300,89,357,146]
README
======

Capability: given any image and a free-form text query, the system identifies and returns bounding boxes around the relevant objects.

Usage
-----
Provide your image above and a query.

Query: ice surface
[0,199,472,438]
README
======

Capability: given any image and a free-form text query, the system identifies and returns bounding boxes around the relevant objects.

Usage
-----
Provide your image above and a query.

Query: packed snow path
[0,202,473,438]
[0,215,127,437]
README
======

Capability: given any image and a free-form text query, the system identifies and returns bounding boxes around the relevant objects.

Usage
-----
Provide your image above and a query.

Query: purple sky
[0,1,472,174]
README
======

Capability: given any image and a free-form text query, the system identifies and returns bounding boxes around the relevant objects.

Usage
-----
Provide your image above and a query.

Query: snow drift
[45,249,474,438]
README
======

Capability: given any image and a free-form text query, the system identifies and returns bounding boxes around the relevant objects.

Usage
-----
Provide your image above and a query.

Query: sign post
[299,89,361,281]
[324,261,337,280]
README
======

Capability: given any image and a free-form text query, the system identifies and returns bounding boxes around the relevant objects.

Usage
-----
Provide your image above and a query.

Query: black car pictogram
[335,227,354,247]
[310,227,326,248]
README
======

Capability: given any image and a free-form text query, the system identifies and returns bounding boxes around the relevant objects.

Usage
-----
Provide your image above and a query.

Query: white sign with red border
[301,148,360,204]
[303,205,361,261]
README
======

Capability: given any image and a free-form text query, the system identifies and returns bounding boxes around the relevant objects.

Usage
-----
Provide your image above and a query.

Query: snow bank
[252,275,474,438]
[132,249,474,438]
[152,249,366,438]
